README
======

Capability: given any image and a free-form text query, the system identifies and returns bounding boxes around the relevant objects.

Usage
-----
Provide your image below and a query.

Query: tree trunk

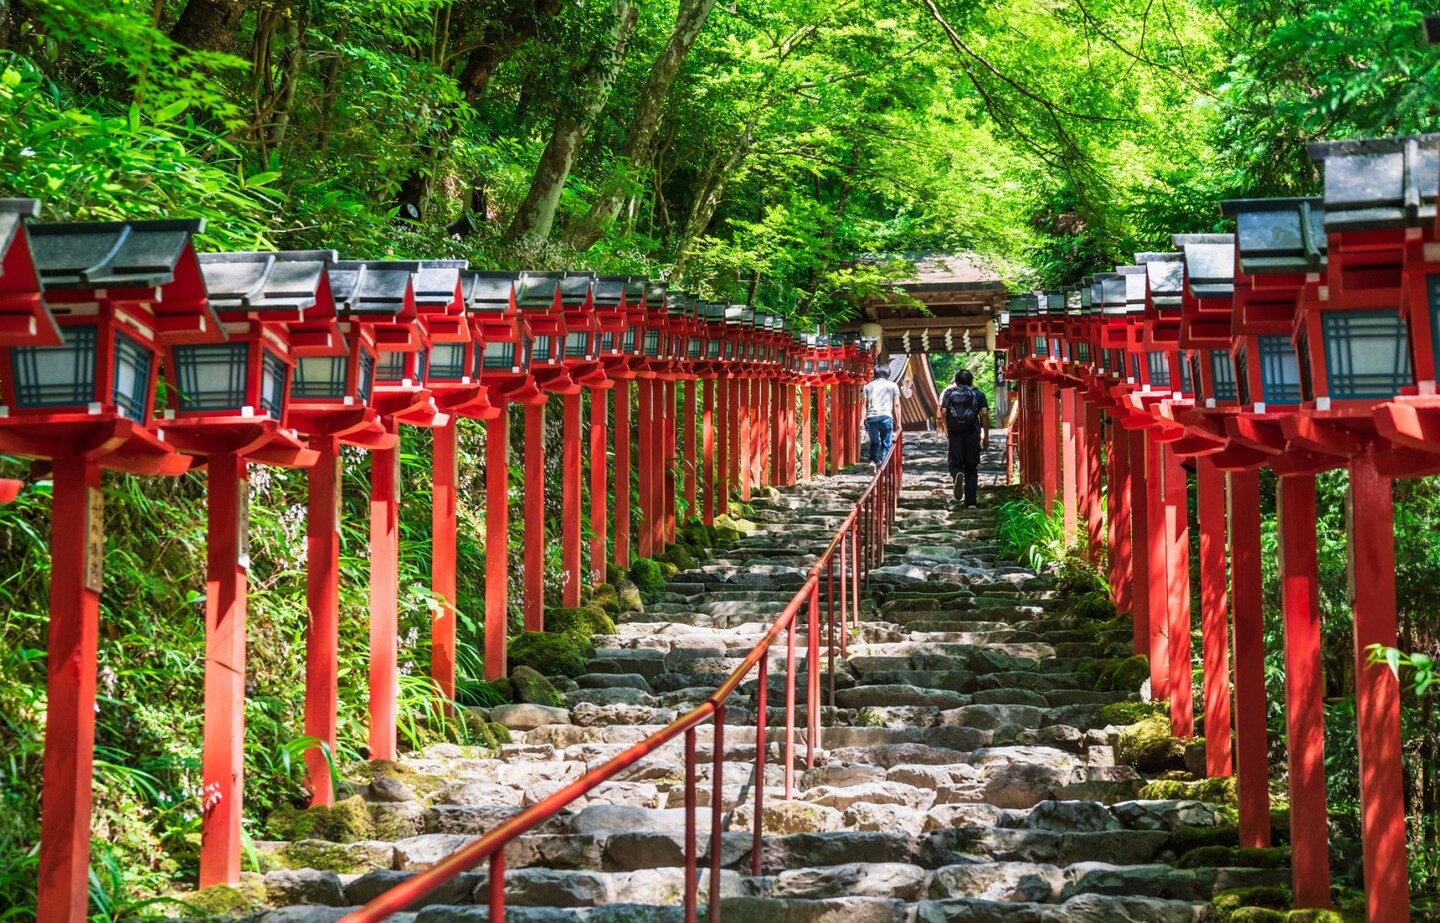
[457,0,564,102]
[504,0,637,247]
[670,115,757,277]
[561,0,719,250]
[170,0,248,52]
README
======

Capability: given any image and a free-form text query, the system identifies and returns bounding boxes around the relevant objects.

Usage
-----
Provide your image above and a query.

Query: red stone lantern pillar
[1195,456,1233,777]
[1228,467,1271,849]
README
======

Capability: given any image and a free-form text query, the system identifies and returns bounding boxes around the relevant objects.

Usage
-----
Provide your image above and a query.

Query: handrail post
[826,555,836,708]
[784,615,796,799]
[838,534,849,658]
[807,581,820,766]
[707,705,725,923]
[752,651,767,875]
[684,727,698,923]
[488,852,505,922]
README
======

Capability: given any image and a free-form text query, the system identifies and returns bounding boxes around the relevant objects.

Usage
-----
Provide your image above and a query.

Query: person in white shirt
[861,366,902,466]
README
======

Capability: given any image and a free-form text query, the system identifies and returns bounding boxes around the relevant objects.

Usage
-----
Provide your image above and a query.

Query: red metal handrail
[338,432,904,923]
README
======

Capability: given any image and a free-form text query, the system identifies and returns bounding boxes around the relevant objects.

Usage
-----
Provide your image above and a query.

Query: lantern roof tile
[1172,233,1235,299]
[27,219,206,290]
[197,250,338,314]
[467,271,520,312]
[1219,198,1327,274]
[330,260,418,315]
[1309,134,1440,231]
[1136,252,1184,308]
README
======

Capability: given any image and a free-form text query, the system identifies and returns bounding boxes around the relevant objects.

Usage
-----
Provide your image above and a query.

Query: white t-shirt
[862,378,901,420]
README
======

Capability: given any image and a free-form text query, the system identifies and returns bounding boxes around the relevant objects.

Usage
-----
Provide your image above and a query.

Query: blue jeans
[864,415,894,464]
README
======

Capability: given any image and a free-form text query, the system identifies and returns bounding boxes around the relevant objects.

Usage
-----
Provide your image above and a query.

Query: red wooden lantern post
[469,272,541,677]
[282,258,396,804]
[553,271,609,605]
[2,217,215,923]
[515,272,580,625]
[164,251,338,887]
[422,263,504,705]
[1280,138,1440,920]
[591,276,645,569]
[696,302,726,519]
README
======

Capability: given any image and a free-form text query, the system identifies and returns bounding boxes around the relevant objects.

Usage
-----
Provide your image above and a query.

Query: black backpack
[943,386,980,433]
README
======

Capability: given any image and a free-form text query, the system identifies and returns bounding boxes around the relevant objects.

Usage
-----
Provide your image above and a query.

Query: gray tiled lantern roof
[725,305,745,324]
[412,261,465,309]
[517,271,562,307]
[27,219,206,290]
[0,199,41,272]
[1308,135,1440,231]
[1117,265,1148,314]
[1093,272,1128,317]
[665,291,689,316]
[1044,291,1065,316]
[559,270,596,304]
[1078,280,1093,312]
[330,260,419,315]
[1065,289,1082,315]
[701,301,727,322]
[643,281,667,307]
[197,250,338,313]
[1219,198,1327,275]
[1172,234,1235,299]
[1136,252,1185,309]
[593,274,644,307]
[1008,293,1037,316]
[468,271,520,312]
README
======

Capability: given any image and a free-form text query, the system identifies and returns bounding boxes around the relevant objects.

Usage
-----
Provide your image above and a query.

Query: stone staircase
[200,432,1282,923]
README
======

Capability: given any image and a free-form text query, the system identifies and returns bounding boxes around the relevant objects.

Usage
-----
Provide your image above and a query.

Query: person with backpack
[861,365,902,468]
[940,368,990,507]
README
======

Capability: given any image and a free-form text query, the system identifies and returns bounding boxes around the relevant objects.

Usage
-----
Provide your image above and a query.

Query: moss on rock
[1212,886,1292,916]
[508,631,592,678]
[1115,714,1190,772]
[509,665,564,707]
[265,795,375,843]
[628,558,666,594]
[184,880,267,915]
[544,605,617,640]
[1141,774,1240,805]
[1176,845,1290,870]
[657,544,696,571]
[682,520,712,548]
[1097,699,1169,726]
[1092,654,1151,692]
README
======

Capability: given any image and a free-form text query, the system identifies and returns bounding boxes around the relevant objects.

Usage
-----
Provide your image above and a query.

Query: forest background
[2,0,1440,916]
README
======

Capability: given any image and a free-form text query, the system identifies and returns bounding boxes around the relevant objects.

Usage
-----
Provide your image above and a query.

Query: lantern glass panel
[1429,276,1440,371]
[1234,345,1251,406]
[376,351,407,381]
[1209,350,1236,401]
[1321,310,1412,399]
[1130,354,1141,381]
[173,343,248,412]
[1180,352,1195,396]
[483,341,516,371]
[623,326,637,353]
[565,331,592,359]
[259,350,286,419]
[601,331,616,352]
[294,355,348,399]
[688,337,702,359]
[1258,334,1302,404]
[1077,342,1091,362]
[1033,336,1048,356]
[707,340,721,359]
[113,330,153,422]
[1146,351,1171,389]
[643,330,660,357]
[1297,329,1314,402]
[725,340,735,359]
[11,323,98,409]
[357,351,375,402]
[534,335,554,363]
[521,335,534,370]
[430,342,468,380]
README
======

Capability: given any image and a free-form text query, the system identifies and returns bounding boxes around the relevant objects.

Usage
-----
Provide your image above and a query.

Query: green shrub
[629,558,666,594]
[606,563,628,585]
[1176,845,1290,870]
[993,489,1066,567]
[507,631,593,678]
[1073,589,1117,621]
[1212,886,1292,915]
[658,561,679,577]
[589,583,621,616]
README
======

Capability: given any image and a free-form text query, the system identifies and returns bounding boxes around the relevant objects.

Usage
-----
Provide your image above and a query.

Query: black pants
[948,430,982,506]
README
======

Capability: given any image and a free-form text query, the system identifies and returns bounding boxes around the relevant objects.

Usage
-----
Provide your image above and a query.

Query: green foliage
[1073,590,1117,621]
[994,489,1067,568]
[508,666,564,708]
[1366,644,1435,697]
[507,632,593,678]
[544,605,617,640]
[1139,775,1241,806]
[656,544,696,572]
[628,558,667,594]
[1176,846,1291,870]
[1115,714,1189,773]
